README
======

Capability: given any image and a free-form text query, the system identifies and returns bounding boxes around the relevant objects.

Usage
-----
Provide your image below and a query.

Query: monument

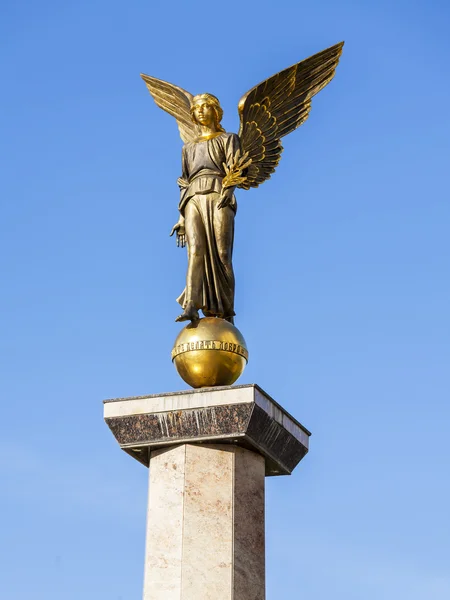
[104,41,344,599]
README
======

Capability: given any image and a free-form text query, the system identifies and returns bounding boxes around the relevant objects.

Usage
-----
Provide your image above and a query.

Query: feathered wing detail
[237,41,344,188]
[140,74,199,143]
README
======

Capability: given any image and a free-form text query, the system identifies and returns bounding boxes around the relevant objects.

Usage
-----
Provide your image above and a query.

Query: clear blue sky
[1,0,449,598]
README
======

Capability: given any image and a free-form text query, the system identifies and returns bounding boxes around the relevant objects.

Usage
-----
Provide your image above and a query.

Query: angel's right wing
[237,42,344,189]
[141,74,199,143]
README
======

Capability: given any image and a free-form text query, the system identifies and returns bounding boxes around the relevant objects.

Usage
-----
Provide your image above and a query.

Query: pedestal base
[104,384,311,600]
[144,443,265,600]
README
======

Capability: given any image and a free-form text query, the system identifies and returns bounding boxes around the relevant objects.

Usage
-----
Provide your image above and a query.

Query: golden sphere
[172,317,248,388]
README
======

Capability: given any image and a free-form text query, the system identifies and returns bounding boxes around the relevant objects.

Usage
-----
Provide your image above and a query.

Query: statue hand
[217,188,234,210]
[170,221,186,248]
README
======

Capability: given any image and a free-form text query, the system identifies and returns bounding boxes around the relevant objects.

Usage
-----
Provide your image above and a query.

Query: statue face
[193,101,216,127]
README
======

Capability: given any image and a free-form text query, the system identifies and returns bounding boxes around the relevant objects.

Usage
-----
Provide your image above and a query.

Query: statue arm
[218,135,251,208]
[217,135,240,210]
[170,146,188,247]
[226,134,241,166]
[179,145,189,191]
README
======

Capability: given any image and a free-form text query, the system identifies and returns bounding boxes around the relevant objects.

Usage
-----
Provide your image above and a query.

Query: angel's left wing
[237,42,344,189]
[141,74,198,143]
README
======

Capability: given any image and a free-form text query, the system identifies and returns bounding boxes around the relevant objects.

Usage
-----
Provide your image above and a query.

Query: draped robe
[177,132,240,319]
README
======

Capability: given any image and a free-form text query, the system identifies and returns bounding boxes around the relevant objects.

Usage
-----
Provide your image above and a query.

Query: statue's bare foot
[175,305,199,323]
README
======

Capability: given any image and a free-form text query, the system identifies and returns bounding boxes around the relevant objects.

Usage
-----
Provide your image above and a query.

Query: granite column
[143,443,265,600]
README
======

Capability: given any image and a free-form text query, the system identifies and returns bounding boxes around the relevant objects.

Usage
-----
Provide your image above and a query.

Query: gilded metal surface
[141,41,344,325]
[172,317,248,388]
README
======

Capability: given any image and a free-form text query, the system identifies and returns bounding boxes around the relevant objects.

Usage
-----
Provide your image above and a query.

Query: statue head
[191,93,225,132]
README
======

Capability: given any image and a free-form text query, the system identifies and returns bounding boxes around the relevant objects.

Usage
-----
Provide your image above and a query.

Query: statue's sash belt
[179,172,224,213]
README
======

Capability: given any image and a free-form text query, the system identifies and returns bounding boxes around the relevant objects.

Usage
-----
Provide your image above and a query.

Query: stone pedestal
[104,384,310,599]
[144,444,264,600]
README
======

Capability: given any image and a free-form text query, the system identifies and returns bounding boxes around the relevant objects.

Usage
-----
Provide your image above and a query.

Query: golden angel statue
[141,42,344,324]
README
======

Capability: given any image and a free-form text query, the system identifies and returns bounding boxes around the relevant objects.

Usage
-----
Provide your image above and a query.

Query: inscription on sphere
[171,339,249,360]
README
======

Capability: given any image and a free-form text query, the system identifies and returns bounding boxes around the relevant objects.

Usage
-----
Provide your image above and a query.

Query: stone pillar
[143,444,265,600]
[104,384,311,600]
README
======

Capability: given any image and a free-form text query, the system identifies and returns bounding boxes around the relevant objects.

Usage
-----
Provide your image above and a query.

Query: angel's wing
[140,74,198,143]
[237,42,344,189]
